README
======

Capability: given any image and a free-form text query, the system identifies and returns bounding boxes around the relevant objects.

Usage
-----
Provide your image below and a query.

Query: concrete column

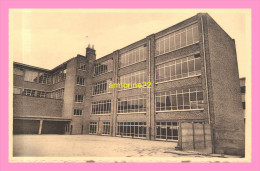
[112,50,119,136]
[38,120,43,134]
[146,34,156,140]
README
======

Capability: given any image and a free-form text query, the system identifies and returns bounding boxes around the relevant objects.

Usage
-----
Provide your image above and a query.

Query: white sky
[9,9,251,79]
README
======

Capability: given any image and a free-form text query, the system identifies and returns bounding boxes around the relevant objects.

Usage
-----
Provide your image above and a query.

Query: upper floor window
[156,54,201,83]
[78,63,86,71]
[94,59,113,76]
[156,87,204,111]
[74,109,83,116]
[155,24,199,56]
[23,89,36,96]
[75,95,84,103]
[46,88,64,99]
[120,46,146,68]
[91,100,111,114]
[37,91,47,98]
[52,69,66,84]
[92,79,112,95]
[39,72,51,84]
[119,70,146,89]
[118,95,146,113]
[24,70,39,83]
[76,76,85,86]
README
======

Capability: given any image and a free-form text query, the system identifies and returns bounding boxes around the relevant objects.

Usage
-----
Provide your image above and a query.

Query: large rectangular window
[46,88,64,99]
[156,122,179,141]
[92,79,112,95]
[91,100,111,114]
[118,95,146,113]
[23,89,36,96]
[155,24,199,56]
[24,70,39,83]
[52,69,66,84]
[156,87,204,111]
[102,122,110,135]
[116,122,146,138]
[94,59,113,76]
[156,54,201,83]
[89,122,97,134]
[120,46,146,68]
[119,70,146,89]
[39,72,51,84]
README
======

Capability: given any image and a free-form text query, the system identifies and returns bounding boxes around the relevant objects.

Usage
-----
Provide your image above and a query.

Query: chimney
[86,43,96,62]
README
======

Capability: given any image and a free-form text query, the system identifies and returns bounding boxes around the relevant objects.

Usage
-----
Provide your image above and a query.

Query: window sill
[155,74,201,85]
[93,70,113,77]
[90,114,111,116]
[155,41,199,58]
[117,112,146,115]
[119,59,147,69]
[76,84,85,87]
[92,92,112,97]
[23,80,52,86]
[78,69,87,72]
[156,109,204,113]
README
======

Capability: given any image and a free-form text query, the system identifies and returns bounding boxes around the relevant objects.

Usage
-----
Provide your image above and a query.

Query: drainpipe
[201,15,214,153]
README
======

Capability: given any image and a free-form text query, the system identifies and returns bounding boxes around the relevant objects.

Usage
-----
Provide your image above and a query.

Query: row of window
[24,70,52,84]
[119,70,146,89]
[94,59,113,76]
[156,87,204,111]
[88,121,179,141]
[17,88,65,99]
[156,122,179,140]
[52,69,67,84]
[120,46,147,68]
[117,95,146,113]
[116,122,147,137]
[91,100,112,114]
[155,24,199,56]
[92,79,112,95]
[156,54,201,83]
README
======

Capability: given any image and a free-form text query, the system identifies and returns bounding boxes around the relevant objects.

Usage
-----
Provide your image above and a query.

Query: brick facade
[13,13,245,156]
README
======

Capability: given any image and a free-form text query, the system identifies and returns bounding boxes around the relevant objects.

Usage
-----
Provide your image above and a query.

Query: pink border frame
[0,0,259,170]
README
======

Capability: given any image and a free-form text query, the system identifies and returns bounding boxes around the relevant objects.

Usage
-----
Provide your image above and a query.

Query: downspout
[201,15,214,153]
[148,39,151,140]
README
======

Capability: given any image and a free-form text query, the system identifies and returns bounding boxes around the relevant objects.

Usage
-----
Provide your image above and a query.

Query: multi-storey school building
[13,13,244,155]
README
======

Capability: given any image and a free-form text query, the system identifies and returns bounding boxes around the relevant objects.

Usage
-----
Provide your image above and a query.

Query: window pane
[180,31,187,47]
[193,26,199,42]
[177,93,183,110]
[169,36,175,51]
[187,29,193,45]
[175,33,181,49]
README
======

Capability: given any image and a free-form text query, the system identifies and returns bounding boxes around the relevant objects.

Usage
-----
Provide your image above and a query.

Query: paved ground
[13,135,242,159]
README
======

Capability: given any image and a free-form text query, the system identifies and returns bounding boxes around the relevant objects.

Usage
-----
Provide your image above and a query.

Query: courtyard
[13,135,241,160]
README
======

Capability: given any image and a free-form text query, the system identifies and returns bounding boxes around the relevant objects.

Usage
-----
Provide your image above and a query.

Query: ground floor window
[89,122,97,134]
[116,122,146,138]
[102,122,110,135]
[156,122,179,141]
